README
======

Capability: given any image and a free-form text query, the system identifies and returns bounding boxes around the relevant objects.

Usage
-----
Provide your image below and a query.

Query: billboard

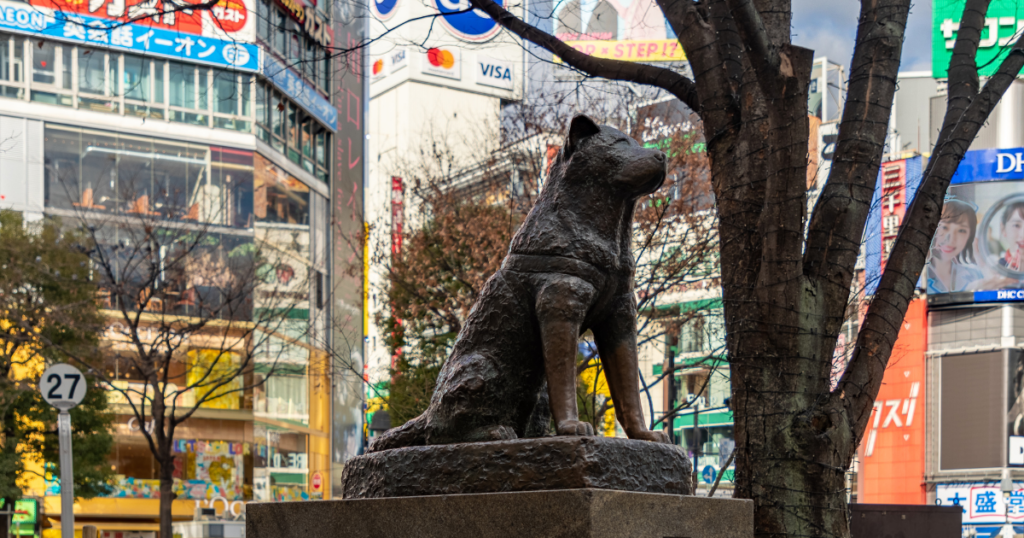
[552,0,685,63]
[0,0,259,71]
[933,0,1024,78]
[864,156,924,295]
[32,0,256,43]
[858,299,926,504]
[330,0,366,497]
[922,148,1024,304]
[937,482,1024,526]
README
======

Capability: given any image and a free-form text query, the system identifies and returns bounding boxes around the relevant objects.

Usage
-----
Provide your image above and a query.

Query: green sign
[6,499,37,536]
[933,0,1024,78]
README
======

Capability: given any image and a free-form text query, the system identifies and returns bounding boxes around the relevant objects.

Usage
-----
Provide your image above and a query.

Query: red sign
[879,160,907,270]
[31,0,251,38]
[858,298,927,504]
[391,177,404,255]
[310,471,323,492]
[33,0,203,33]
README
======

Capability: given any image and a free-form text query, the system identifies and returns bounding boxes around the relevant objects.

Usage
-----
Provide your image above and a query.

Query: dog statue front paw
[556,420,595,436]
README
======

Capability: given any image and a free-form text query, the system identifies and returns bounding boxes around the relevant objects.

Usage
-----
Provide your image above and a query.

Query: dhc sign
[951,147,1024,184]
[476,55,513,91]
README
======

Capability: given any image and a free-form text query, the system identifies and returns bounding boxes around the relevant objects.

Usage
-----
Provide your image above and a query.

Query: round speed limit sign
[40,364,87,410]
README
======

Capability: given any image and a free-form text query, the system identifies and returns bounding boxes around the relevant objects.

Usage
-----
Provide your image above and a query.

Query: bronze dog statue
[369,115,670,451]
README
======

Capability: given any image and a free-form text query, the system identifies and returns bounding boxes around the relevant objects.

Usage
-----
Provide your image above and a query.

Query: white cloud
[791,0,933,73]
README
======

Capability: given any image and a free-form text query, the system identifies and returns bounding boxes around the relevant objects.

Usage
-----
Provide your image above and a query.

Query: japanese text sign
[31,0,255,43]
[263,56,337,131]
[0,0,259,71]
[937,482,1024,524]
[933,0,1024,78]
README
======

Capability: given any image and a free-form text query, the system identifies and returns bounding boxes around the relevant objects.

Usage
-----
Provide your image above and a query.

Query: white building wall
[364,5,521,385]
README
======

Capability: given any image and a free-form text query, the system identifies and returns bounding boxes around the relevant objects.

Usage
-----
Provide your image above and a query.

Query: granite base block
[247,489,753,538]
[342,436,693,499]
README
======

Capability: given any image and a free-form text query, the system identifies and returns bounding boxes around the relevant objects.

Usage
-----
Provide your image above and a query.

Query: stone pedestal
[342,436,693,498]
[246,489,753,538]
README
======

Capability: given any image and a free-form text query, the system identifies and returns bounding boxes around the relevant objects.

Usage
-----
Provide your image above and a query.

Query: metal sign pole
[58,410,74,538]
[40,363,86,538]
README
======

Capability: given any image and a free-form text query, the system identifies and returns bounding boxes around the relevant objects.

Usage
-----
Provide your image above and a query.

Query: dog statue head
[554,115,667,198]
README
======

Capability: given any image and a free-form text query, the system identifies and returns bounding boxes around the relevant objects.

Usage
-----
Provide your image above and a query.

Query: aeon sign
[372,0,399,21]
[433,0,503,42]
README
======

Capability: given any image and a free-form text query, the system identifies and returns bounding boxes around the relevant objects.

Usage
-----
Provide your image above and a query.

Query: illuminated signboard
[864,156,923,295]
[551,0,685,63]
[923,148,1024,304]
[0,0,259,71]
[933,0,1024,78]
[31,0,255,42]
[858,299,926,505]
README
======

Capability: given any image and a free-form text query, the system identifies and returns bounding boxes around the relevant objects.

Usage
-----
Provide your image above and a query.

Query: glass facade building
[0,0,365,532]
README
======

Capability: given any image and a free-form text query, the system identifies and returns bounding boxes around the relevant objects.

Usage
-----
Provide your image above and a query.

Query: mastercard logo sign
[372,59,385,75]
[421,47,461,80]
[427,48,456,69]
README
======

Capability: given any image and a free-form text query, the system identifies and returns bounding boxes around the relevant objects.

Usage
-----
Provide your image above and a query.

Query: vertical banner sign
[330,0,366,498]
[391,178,404,254]
[865,156,924,295]
[857,300,927,504]
[880,160,907,269]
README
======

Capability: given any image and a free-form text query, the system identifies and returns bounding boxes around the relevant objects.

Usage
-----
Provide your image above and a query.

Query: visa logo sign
[390,49,408,73]
[476,55,514,90]
[479,63,512,81]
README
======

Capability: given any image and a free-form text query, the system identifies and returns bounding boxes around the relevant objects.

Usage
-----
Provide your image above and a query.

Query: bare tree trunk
[158,450,175,538]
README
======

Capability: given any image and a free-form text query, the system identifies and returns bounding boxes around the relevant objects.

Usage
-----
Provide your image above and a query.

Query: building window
[0,34,24,99]
[256,0,330,97]
[255,81,331,183]
[0,34,255,132]
[30,41,73,107]
[43,124,255,229]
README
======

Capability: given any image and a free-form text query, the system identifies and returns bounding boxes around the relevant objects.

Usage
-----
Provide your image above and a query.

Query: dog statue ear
[566,115,601,155]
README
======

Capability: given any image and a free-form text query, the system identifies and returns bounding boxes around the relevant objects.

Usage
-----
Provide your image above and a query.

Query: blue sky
[792,0,933,72]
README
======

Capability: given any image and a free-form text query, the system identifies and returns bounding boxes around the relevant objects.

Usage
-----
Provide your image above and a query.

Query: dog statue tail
[366,413,428,453]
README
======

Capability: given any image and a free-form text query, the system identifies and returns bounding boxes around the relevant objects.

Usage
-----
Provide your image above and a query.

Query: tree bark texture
[465,0,1024,535]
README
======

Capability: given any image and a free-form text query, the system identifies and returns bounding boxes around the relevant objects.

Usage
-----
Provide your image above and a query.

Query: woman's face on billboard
[934,215,971,261]
[1003,209,1024,251]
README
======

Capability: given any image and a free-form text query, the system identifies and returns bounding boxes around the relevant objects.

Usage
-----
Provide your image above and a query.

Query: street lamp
[1001,469,1015,538]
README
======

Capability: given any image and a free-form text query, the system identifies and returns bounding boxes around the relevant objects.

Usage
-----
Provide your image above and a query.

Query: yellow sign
[556,39,686,63]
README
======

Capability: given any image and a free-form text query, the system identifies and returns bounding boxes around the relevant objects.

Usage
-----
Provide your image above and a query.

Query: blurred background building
[0,0,367,533]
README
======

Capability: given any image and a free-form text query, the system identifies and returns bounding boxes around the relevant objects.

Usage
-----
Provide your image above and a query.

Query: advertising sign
[388,48,408,73]
[330,0,366,496]
[391,177,404,254]
[264,56,337,131]
[933,0,1024,78]
[937,482,1024,524]
[921,147,1024,304]
[475,55,513,89]
[31,0,256,42]
[432,0,503,42]
[556,39,686,63]
[371,0,399,20]
[864,156,924,295]
[421,47,461,80]
[1011,435,1024,465]
[858,299,927,504]
[551,0,684,63]
[0,0,259,71]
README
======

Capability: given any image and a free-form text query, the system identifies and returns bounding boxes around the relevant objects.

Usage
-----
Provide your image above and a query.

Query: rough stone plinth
[341,436,692,499]
[247,489,753,538]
